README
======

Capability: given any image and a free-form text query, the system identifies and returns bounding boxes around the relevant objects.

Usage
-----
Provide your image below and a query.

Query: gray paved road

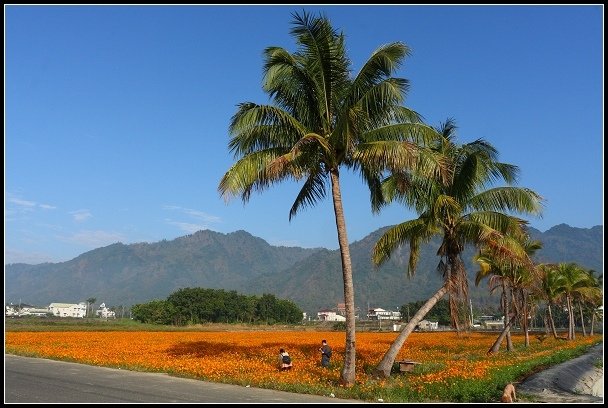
[4,354,360,403]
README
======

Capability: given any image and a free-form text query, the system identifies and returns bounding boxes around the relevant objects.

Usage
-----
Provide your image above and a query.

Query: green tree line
[131,288,303,325]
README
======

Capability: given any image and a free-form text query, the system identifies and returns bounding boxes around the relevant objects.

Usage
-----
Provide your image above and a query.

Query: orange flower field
[5,330,602,402]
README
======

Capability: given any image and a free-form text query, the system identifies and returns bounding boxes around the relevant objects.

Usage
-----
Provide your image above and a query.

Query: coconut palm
[218,11,441,385]
[534,263,564,338]
[86,297,97,318]
[583,270,603,335]
[370,119,543,378]
[576,269,602,337]
[476,234,542,353]
[552,263,595,340]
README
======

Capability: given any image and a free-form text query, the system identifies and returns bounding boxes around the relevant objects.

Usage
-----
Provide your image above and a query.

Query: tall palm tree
[554,263,602,340]
[575,269,602,337]
[583,270,603,336]
[218,11,440,386]
[553,263,587,340]
[476,234,542,353]
[534,263,563,338]
[370,119,543,378]
[86,297,97,318]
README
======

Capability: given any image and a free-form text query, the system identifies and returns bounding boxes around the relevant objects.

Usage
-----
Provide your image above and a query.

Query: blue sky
[5,5,604,265]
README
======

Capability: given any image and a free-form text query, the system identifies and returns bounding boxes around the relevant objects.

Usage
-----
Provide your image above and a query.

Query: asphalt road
[4,354,359,403]
[6,345,603,404]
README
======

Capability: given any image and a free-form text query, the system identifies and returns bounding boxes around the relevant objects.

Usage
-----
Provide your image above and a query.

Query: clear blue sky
[5,5,604,265]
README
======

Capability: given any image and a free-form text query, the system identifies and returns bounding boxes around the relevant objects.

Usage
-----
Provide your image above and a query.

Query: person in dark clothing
[319,339,332,367]
[278,348,293,371]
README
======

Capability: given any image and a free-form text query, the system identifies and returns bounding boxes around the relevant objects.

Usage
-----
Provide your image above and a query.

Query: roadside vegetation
[5,319,602,403]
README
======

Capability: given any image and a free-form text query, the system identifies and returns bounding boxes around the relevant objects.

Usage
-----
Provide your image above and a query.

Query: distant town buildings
[366,307,401,321]
[6,301,115,319]
[6,304,48,317]
[317,308,346,322]
[96,303,116,319]
[49,302,87,318]
[417,319,439,331]
[316,304,401,322]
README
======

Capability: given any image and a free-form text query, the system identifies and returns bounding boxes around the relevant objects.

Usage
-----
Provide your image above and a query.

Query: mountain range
[5,224,603,315]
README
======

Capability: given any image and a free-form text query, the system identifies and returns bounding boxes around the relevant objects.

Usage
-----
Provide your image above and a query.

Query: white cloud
[165,220,207,234]
[163,205,221,233]
[163,205,221,223]
[7,193,56,212]
[70,209,92,222]
[8,197,36,207]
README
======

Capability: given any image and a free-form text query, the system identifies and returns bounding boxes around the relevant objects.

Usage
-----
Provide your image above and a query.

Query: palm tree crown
[219,10,436,385]
[374,118,544,328]
[369,118,543,377]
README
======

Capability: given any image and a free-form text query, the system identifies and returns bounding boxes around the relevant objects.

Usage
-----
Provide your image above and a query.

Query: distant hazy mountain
[5,224,602,315]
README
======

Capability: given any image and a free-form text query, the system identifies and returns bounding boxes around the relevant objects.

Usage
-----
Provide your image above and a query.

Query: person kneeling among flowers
[278,348,293,371]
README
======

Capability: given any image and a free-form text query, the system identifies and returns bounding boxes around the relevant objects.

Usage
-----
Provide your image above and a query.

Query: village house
[49,302,87,318]
[317,308,346,322]
[95,303,116,319]
[417,319,439,331]
[366,307,402,321]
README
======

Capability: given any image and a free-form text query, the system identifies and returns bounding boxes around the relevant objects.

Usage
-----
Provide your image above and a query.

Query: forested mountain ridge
[5,224,602,315]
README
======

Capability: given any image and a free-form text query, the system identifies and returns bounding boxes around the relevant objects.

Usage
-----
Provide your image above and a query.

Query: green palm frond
[465,211,528,235]
[431,194,461,225]
[262,46,321,124]
[468,187,544,215]
[290,11,349,128]
[392,106,425,124]
[229,103,307,154]
[292,132,332,158]
[355,78,409,124]
[372,218,436,274]
[219,148,290,201]
[353,42,410,87]
[362,122,440,144]
[289,172,328,220]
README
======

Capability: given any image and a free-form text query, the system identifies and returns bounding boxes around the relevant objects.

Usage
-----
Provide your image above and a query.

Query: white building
[49,302,87,318]
[96,303,116,319]
[367,307,401,321]
[6,305,19,317]
[19,307,49,317]
[417,320,439,330]
[317,309,346,322]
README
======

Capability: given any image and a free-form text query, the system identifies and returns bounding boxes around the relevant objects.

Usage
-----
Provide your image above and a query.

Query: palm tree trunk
[566,296,574,340]
[578,302,587,336]
[501,281,513,351]
[547,304,558,339]
[487,314,516,354]
[372,284,448,379]
[523,294,530,347]
[450,294,461,333]
[590,313,595,335]
[329,170,356,386]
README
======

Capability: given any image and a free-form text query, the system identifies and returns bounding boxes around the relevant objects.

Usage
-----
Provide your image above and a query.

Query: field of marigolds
[5,322,602,403]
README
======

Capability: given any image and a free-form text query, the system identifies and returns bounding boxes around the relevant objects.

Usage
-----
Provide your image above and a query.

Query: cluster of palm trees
[475,235,602,354]
[218,11,601,385]
[533,263,602,339]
